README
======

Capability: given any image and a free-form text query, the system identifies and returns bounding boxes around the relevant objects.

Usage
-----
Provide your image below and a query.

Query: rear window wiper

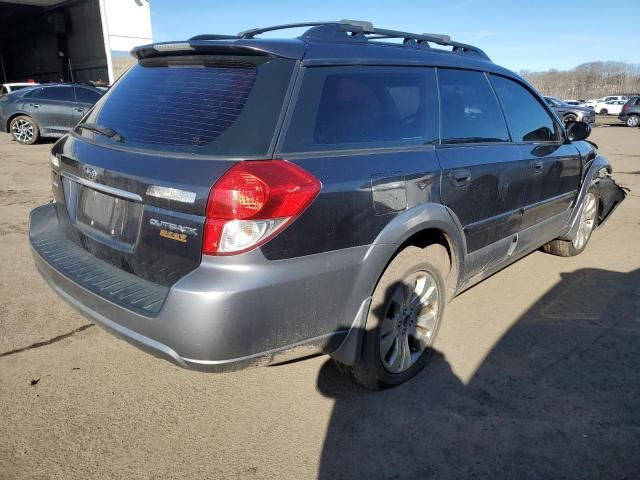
[77,123,125,142]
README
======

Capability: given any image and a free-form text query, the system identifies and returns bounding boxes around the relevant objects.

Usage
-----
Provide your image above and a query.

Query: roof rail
[235,20,491,61]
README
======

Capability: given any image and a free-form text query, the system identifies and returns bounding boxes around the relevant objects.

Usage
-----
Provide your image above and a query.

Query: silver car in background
[545,96,596,124]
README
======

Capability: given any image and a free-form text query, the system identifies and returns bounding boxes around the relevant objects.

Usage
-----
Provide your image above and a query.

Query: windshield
[546,97,567,107]
[79,55,295,157]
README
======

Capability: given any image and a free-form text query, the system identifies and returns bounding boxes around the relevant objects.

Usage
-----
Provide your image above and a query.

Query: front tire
[10,115,40,145]
[625,115,639,127]
[564,113,578,123]
[599,108,608,115]
[542,188,598,257]
[351,245,448,390]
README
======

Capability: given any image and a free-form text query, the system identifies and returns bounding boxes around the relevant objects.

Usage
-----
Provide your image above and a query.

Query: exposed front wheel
[350,245,448,390]
[564,114,577,123]
[542,188,599,257]
[10,115,40,145]
[599,108,608,115]
[625,115,640,127]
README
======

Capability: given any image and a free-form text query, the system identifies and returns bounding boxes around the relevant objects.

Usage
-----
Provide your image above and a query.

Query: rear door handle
[449,169,472,187]
[531,161,544,172]
[30,103,40,108]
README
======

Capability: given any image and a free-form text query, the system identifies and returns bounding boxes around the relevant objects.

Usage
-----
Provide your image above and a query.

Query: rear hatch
[51,51,297,287]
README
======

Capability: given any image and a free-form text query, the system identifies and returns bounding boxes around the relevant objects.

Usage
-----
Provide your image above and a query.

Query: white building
[0,0,153,85]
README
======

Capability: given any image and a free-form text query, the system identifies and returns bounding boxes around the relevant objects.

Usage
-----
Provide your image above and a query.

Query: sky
[149,0,640,73]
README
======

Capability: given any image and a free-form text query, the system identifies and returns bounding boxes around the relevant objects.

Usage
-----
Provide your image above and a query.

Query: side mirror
[565,121,591,142]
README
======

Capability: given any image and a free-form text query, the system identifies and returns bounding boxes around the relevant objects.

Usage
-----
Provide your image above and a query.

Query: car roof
[132,21,518,80]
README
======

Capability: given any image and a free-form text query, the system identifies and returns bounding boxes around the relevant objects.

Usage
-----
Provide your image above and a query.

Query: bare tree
[521,61,640,100]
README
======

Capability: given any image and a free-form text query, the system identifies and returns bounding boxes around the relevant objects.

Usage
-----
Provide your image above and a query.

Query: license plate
[76,186,131,239]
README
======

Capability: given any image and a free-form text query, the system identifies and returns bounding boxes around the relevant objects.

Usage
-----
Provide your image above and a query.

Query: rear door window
[42,87,75,102]
[282,66,439,153]
[437,68,509,144]
[490,75,559,143]
[80,55,295,156]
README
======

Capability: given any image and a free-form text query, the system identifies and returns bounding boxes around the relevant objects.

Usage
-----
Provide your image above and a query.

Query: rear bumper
[30,202,371,371]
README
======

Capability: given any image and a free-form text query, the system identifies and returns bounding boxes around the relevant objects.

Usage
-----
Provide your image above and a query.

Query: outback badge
[149,218,198,244]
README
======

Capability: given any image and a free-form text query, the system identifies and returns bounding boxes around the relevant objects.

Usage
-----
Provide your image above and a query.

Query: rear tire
[350,245,448,390]
[625,114,639,127]
[542,187,598,257]
[564,113,577,123]
[9,115,39,145]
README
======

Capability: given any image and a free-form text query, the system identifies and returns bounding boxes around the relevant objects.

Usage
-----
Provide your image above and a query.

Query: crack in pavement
[0,324,95,359]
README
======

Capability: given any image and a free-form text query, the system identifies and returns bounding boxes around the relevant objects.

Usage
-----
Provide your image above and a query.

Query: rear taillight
[202,160,321,255]
[622,104,630,112]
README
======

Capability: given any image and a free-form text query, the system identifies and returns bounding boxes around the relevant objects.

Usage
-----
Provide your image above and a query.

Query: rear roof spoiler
[131,39,307,61]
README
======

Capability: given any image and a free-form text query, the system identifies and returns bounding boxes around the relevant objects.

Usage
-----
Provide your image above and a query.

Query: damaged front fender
[595,169,628,227]
[560,154,627,241]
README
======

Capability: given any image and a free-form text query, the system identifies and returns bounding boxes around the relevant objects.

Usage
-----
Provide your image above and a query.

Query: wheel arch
[6,111,38,133]
[560,154,612,241]
[330,203,466,366]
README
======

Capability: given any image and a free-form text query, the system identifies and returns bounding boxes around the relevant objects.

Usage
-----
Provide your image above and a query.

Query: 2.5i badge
[149,218,198,244]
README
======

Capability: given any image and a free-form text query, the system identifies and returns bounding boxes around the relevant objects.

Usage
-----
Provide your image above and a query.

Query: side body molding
[330,202,466,365]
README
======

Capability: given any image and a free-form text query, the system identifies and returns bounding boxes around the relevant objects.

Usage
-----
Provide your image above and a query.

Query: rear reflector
[202,160,321,255]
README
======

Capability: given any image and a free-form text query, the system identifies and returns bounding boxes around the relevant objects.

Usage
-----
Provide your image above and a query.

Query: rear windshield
[79,55,295,156]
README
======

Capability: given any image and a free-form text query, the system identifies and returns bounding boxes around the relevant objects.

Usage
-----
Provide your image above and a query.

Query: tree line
[520,61,640,100]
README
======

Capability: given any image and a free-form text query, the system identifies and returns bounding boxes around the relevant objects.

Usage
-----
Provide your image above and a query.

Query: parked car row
[548,95,640,126]
[0,83,104,144]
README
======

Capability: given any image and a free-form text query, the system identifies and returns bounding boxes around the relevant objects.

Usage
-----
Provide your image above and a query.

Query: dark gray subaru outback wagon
[29,21,626,389]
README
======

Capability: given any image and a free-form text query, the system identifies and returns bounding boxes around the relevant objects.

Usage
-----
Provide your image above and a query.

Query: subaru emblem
[83,165,97,181]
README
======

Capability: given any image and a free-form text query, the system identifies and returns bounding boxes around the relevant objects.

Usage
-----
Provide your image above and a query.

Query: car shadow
[316,268,640,479]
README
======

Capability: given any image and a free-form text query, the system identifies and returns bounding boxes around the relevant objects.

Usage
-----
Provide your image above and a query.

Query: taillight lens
[203,160,321,255]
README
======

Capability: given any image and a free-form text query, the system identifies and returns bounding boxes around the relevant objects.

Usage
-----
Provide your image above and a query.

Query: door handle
[75,107,86,113]
[29,103,40,108]
[449,169,472,187]
[531,161,544,172]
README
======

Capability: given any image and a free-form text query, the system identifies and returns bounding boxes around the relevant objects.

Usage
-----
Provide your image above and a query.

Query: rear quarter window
[80,55,295,156]
[282,66,439,153]
[75,87,102,104]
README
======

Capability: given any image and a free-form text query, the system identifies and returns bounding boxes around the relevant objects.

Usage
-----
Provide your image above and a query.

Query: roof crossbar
[236,20,491,61]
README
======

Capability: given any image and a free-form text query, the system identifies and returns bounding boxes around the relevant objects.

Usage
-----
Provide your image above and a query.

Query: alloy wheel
[11,119,34,143]
[626,116,639,127]
[573,192,597,250]
[379,270,439,374]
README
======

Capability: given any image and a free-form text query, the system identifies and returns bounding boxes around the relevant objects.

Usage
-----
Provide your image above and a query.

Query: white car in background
[0,82,39,96]
[595,99,626,115]
[584,95,628,109]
